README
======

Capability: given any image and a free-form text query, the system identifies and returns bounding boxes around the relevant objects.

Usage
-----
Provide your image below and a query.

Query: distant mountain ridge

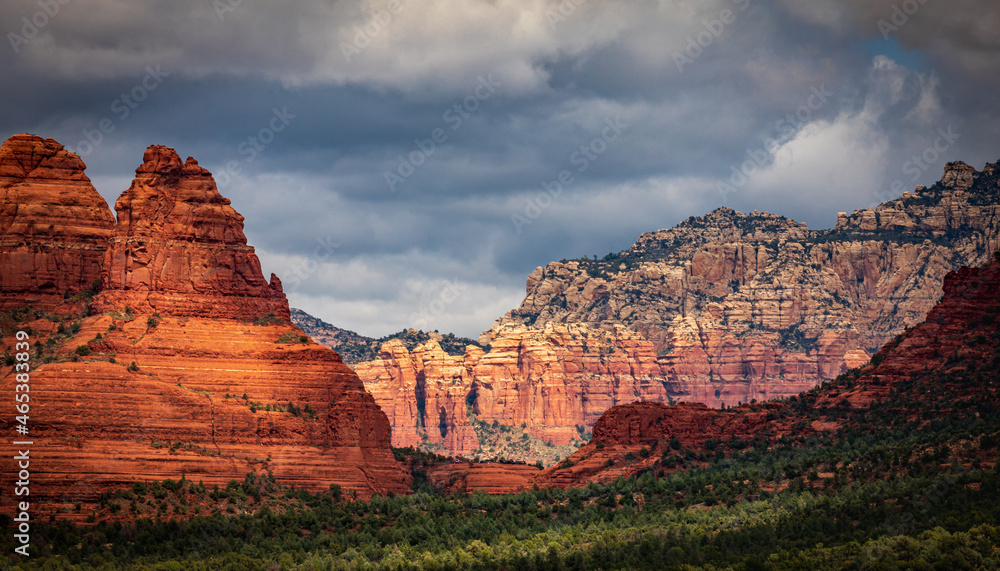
[487,161,999,350]
[290,308,482,364]
[289,308,373,356]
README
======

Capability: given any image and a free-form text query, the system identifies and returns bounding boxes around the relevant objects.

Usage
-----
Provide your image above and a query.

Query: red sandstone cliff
[0,134,115,312]
[355,161,1000,462]
[486,163,1000,408]
[358,325,655,454]
[0,136,409,518]
[531,249,1000,487]
[358,321,772,455]
[355,339,479,454]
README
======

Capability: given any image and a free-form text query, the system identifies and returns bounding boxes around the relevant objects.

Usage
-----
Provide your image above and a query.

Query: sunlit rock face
[0,134,115,311]
[91,144,289,320]
[0,137,411,519]
[357,161,1000,461]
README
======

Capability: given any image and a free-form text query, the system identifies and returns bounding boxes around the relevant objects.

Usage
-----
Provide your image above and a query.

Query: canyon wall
[484,160,1000,405]
[356,321,818,455]
[355,161,1000,459]
[532,247,1000,488]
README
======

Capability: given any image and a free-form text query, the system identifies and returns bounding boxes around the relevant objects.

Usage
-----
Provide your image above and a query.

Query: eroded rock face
[468,324,666,445]
[0,315,411,511]
[359,323,680,453]
[355,161,1000,461]
[91,145,288,320]
[427,463,538,495]
[530,249,1000,489]
[355,339,480,454]
[0,136,410,516]
[0,134,115,311]
[355,316,931,456]
[483,162,1000,406]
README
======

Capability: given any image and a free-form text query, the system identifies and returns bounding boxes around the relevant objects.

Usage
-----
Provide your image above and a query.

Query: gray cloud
[1,0,998,338]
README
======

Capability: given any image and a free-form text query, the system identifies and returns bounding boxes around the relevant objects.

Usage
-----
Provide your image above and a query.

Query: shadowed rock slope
[292,308,481,365]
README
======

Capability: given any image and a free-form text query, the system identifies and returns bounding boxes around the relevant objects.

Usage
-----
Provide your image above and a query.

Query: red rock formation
[90,145,288,321]
[469,324,666,443]
[0,315,410,510]
[355,339,479,454]
[358,162,1000,463]
[427,463,538,495]
[0,134,115,311]
[356,319,863,456]
[0,137,410,518]
[590,401,719,448]
[482,162,1000,411]
[529,250,1000,488]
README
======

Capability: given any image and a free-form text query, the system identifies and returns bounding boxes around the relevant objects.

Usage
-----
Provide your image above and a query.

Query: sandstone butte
[0,134,409,521]
[353,160,1000,460]
[530,248,1000,489]
[89,144,289,321]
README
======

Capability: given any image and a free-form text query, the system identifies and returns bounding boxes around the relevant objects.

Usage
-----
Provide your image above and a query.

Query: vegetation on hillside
[3,419,999,568]
[6,297,1000,569]
[0,306,119,366]
[468,415,583,467]
[5,258,1000,570]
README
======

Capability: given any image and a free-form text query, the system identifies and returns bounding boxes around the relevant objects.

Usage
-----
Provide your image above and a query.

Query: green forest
[4,397,1000,569]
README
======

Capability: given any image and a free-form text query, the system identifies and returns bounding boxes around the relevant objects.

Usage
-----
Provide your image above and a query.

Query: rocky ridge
[531,248,1000,487]
[0,134,409,518]
[354,161,1000,461]
[292,307,481,365]
[485,160,1000,403]
[289,308,373,360]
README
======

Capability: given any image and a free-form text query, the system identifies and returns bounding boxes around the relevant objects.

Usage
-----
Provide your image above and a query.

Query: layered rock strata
[427,463,538,495]
[356,161,1000,460]
[483,161,1000,405]
[359,323,685,454]
[0,315,409,510]
[90,145,288,321]
[0,136,409,517]
[0,134,115,311]
[355,338,480,454]
[530,249,1000,488]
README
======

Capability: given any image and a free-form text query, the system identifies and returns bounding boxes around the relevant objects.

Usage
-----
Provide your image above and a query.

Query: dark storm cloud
[1,0,998,337]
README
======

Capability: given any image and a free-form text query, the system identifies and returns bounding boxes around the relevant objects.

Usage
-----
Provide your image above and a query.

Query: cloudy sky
[2,0,998,339]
